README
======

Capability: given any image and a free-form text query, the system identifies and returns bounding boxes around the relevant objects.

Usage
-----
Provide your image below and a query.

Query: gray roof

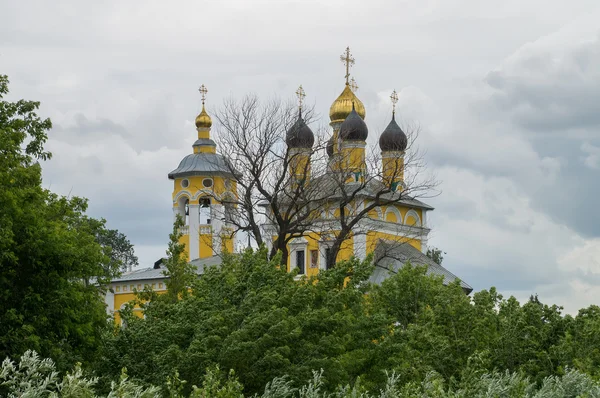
[277,172,434,210]
[168,153,237,179]
[111,249,471,294]
[371,243,472,293]
[111,255,223,283]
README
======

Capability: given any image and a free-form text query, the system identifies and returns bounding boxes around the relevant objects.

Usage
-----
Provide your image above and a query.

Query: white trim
[383,206,403,224]
[173,190,193,204]
[405,209,422,227]
[340,141,367,149]
[289,238,308,275]
[202,178,214,188]
[318,240,334,270]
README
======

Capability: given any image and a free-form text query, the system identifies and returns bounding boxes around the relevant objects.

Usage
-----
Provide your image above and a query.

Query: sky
[2,0,599,313]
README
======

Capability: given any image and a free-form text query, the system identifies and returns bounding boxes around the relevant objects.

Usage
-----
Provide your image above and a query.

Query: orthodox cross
[340,46,355,85]
[390,89,398,116]
[198,84,208,105]
[295,85,306,111]
[349,77,359,93]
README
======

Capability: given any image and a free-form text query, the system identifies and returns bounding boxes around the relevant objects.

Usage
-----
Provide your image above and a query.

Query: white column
[188,204,200,260]
[104,289,115,315]
[353,232,367,261]
[211,204,223,256]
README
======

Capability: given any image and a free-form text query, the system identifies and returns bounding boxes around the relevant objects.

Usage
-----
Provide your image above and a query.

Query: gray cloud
[3,0,600,312]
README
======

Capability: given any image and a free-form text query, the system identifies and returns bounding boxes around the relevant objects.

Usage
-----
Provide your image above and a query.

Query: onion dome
[329,84,366,124]
[339,103,368,141]
[326,137,334,158]
[379,113,407,152]
[195,105,212,129]
[286,110,314,148]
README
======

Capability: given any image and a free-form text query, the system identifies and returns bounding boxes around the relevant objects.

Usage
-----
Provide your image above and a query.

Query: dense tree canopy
[0,75,134,370]
[95,245,600,396]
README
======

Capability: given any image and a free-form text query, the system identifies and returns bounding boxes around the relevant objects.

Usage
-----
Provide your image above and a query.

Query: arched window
[199,197,211,225]
[177,196,190,225]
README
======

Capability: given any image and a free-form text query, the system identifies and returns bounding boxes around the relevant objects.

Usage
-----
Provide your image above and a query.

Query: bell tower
[168,84,237,261]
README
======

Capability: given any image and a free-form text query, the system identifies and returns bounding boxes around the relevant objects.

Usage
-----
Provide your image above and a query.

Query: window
[116,286,120,292]
[310,250,318,269]
[152,283,156,290]
[296,250,305,275]
[130,285,134,291]
[202,178,213,188]
[181,179,189,188]
[325,248,333,270]
[159,283,163,289]
[199,198,211,224]
[123,285,128,292]
[137,284,141,290]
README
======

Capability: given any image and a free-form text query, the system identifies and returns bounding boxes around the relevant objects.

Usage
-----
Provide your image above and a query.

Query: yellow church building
[104,48,471,321]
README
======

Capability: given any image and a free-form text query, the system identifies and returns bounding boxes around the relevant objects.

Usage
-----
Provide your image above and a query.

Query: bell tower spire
[193,84,216,154]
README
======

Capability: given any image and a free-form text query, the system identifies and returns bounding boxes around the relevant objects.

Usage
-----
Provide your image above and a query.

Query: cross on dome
[340,46,355,85]
[295,85,306,111]
[349,77,359,93]
[198,84,208,105]
[390,89,398,115]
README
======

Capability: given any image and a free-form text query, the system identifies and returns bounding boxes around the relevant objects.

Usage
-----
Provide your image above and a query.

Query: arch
[175,195,191,225]
[173,190,192,204]
[192,189,220,201]
[405,209,422,227]
[384,206,402,224]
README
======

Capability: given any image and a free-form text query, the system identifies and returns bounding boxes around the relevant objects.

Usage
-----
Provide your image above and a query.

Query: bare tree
[213,94,439,268]
[318,123,439,267]
[213,95,331,263]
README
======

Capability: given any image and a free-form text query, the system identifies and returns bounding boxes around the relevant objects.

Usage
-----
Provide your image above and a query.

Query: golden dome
[329,84,366,124]
[195,105,212,129]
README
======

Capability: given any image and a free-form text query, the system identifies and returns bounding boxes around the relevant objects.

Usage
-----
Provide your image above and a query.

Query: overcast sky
[2,0,599,313]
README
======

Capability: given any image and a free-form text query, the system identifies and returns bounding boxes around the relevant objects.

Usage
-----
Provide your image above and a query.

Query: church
[104,48,471,321]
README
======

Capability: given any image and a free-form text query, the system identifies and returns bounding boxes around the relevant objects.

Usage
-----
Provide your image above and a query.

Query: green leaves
[0,75,134,370]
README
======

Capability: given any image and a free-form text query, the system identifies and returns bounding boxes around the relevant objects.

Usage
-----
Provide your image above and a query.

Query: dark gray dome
[326,137,334,158]
[286,110,314,149]
[339,103,368,141]
[379,114,407,152]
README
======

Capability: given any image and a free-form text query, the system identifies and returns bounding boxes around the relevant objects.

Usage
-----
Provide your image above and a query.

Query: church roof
[168,152,238,179]
[307,173,434,210]
[371,242,472,293]
[112,250,470,293]
[111,255,222,282]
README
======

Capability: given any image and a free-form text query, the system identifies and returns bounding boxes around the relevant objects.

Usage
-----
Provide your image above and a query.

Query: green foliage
[425,247,444,265]
[6,352,600,398]
[97,248,383,395]
[163,215,197,302]
[96,245,600,396]
[0,350,160,397]
[0,75,135,370]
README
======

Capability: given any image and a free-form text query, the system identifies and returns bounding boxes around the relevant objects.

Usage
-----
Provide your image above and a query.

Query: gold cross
[198,84,208,105]
[349,77,359,93]
[295,85,306,111]
[390,89,398,115]
[340,46,355,85]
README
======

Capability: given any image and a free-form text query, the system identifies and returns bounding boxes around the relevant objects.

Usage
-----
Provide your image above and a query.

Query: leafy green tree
[163,214,197,302]
[0,75,131,369]
[91,219,139,273]
[97,249,385,395]
[425,247,445,265]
